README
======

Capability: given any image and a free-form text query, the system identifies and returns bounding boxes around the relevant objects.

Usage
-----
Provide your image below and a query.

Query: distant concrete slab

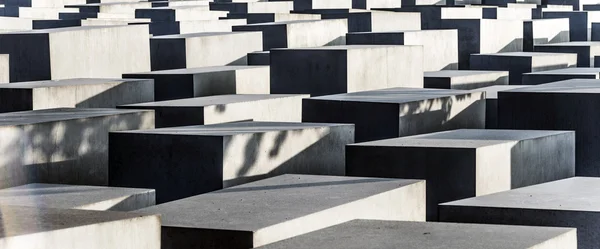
[135,174,425,248]
[424,70,508,90]
[522,67,600,84]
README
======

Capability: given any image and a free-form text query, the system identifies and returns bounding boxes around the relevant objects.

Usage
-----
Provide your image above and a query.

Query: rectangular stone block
[135,6,227,21]
[470,52,577,84]
[123,66,269,101]
[0,78,154,113]
[135,174,425,248]
[151,0,211,7]
[534,41,600,67]
[0,108,155,188]
[150,32,262,70]
[543,11,600,41]
[380,6,482,29]
[424,70,508,90]
[523,18,570,52]
[0,25,151,82]
[66,2,152,14]
[270,45,423,97]
[346,10,421,32]
[109,122,354,203]
[476,85,531,128]
[230,12,321,24]
[498,79,600,176]
[302,88,485,142]
[0,205,160,249]
[256,220,576,249]
[441,19,523,69]
[81,18,150,26]
[119,94,305,128]
[4,6,78,19]
[0,53,7,83]
[248,51,269,65]
[347,129,575,220]
[293,0,352,11]
[149,19,246,35]
[209,1,293,14]
[522,67,600,84]
[233,19,347,50]
[481,6,533,20]
[346,29,458,71]
[440,177,600,249]
[0,183,154,211]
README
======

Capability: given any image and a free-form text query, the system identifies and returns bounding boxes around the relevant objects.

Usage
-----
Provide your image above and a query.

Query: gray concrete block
[0,25,151,82]
[118,94,306,128]
[293,0,352,11]
[534,41,600,67]
[4,6,78,18]
[65,2,152,14]
[441,19,524,69]
[470,52,577,84]
[378,6,482,29]
[475,85,532,128]
[233,19,347,50]
[149,19,246,36]
[0,78,154,113]
[546,0,598,10]
[109,122,354,203]
[346,29,458,71]
[0,108,155,188]
[123,66,269,101]
[209,1,293,14]
[256,220,577,249]
[81,18,150,26]
[347,10,421,32]
[0,53,7,83]
[424,70,509,90]
[271,45,424,97]
[480,6,533,20]
[0,183,154,211]
[135,174,425,248]
[498,79,600,176]
[248,51,269,65]
[543,11,600,41]
[347,129,575,220]
[150,32,262,70]
[0,205,160,249]
[440,177,600,249]
[522,67,600,84]
[523,18,570,52]
[6,0,85,8]
[136,6,226,21]
[302,87,485,142]
[231,13,321,24]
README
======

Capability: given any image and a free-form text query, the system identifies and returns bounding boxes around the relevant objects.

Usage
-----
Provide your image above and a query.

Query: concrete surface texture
[534,41,600,67]
[0,183,155,211]
[256,220,577,249]
[0,205,160,249]
[135,174,426,248]
[475,85,532,128]
[347,129,575,220]
[440,177,600,249]
[118,94,306,127]
[424,70,508,89]
[302,87,485,142]
[522,67,600,84]
[109,121,354,203]
[0,108,155,188]
[0,78,154,113]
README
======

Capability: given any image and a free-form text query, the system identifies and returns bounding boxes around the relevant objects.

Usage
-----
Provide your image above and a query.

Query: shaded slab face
[522,67,600,85]
[135,174,425,249]
[256,220,576,249]
[347,129,574,220]
[424,70,509,90]
[440,177,600,249]
[0,205,160,249]
[0,183,155,211]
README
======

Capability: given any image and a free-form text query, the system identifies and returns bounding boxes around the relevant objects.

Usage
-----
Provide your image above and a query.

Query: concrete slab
[135,174,425,248]
[374,6,483,29]
[475,85,532,128]
[109,122,354,203]
[148,19,246,35]
[150,32,262,70]
[0,205,160,249]
[293,0,352,11]
[233,19,347,50]
[523,18,570,52]
[543,11,600,41]
[229,13,321,24]
[270,45,424,97]
[302,87,485,142]
[0,25,151,82]
[347,129,574,220]
[0,53,7,83]
[498,79,600,176]
[0,108,155,188]
[470,52,578,84]
[346,29,458,71]
[118,94,306,128]
[424,70,508,90]
[135,6,226,21]
[535,41,600,67]
[522,67,600,84]
[209,1,293,14]
[440,177,600,249]
[256,220,577,249]
[0,78,154,113]
[124,66,269,101]
[0,183,154,211]
[248,51,269,65]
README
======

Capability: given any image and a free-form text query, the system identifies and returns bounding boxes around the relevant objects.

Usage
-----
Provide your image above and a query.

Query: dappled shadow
[218,178,394,193]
